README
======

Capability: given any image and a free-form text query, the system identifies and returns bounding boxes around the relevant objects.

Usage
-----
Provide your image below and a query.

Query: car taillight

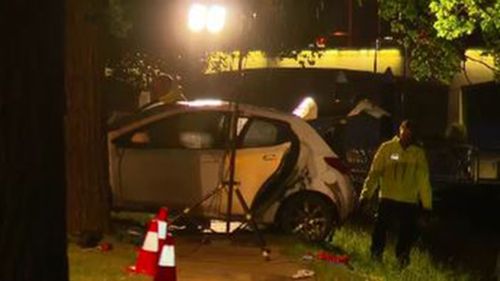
[324,157,350,175]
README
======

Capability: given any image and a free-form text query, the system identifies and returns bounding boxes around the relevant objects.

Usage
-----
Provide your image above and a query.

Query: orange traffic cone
[154,233,176,281]
[156,207,169,246]
[156,207,168,221]
[128,219,161,276]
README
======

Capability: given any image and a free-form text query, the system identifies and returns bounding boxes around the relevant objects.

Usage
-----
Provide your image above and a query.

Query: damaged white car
[108,100,355,241]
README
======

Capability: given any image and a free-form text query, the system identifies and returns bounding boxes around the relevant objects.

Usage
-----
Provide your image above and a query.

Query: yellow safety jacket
[360,136,433,209]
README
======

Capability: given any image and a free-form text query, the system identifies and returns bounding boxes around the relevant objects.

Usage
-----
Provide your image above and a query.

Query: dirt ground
[98,215,360,281]
[174,235,357,281]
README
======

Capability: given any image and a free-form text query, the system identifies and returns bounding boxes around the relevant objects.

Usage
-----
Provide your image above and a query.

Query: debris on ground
[301,253,314,262]
[80,241,114,253]
[291,269,315,279]
[97,242,113,252]
[315,251,350,265]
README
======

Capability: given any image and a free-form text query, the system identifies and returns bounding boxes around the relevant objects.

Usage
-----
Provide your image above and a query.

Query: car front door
[111,111,227,212]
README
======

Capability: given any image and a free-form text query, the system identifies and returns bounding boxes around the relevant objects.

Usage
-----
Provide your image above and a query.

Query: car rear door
[218,117,297,216]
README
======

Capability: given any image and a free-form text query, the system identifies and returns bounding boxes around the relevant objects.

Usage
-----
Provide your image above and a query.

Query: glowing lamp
[188,4,208,32]
[188,4,226,34]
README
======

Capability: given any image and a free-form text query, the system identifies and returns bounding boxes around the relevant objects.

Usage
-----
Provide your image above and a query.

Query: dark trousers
[371,199,418,264]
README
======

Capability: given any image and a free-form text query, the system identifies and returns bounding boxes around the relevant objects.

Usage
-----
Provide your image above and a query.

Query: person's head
[399,119,416,147]
[151,74,173,100]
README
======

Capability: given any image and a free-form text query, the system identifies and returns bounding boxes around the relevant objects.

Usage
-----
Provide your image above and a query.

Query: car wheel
[279,192,337,242]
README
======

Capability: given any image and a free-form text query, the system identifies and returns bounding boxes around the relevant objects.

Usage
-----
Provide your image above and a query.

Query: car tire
[279,192,337,242]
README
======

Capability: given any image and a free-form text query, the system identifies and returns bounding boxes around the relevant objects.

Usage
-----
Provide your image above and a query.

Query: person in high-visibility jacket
[359,120,432,267]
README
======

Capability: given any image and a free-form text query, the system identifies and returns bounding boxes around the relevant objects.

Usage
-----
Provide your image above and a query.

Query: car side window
[120,111,228,149]
[240,118,290,148]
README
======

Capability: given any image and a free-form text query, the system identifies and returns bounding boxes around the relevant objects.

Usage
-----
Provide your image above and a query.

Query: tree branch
[465,54,497,72]
[461,61,472,85]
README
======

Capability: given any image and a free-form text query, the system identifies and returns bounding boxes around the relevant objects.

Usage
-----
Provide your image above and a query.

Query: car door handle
[263,154,277,161]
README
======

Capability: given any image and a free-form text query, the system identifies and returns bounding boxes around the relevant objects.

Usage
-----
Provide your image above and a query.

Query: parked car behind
[108,100,355,241]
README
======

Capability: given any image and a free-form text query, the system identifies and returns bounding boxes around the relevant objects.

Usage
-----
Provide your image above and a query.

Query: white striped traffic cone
[154,233,176,281]
[156,207,169,246]
[128,218,161,276]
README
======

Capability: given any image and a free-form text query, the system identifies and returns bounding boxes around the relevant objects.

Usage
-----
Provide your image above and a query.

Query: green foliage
[286,224,475,280]
[409,40,462,83]
[429,0,500,40]
[330,226,473,281]
[108,0,137,38]
[106,52,174,90]
[429,0,500,79]
[379,0,499,83]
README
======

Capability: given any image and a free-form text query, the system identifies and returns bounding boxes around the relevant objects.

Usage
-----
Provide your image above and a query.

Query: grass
[68,213,155,281]
[68,237,149,281]
[284,241,370,281]
[286,224,474,281]
[69,212,476,281]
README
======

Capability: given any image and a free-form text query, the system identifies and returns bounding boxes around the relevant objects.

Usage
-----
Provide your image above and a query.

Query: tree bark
[65,0,110,235]
[0,1,68,280]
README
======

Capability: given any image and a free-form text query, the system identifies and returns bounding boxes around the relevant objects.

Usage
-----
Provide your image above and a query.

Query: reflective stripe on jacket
[360,136,432,209]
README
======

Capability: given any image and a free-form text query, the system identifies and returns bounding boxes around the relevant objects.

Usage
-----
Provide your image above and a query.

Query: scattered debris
[292,269,315,279]
[97,242,113,252]
[301,253,314,262]
[127,227,143,237]
[315,251,350,265]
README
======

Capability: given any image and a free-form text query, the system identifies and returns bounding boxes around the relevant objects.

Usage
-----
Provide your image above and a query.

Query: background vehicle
[185,68,500,190]
[108,100,356,241]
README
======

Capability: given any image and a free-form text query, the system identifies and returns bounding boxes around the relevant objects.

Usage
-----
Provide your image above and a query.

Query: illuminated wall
[206,48,404,75]
[206,48,495,82]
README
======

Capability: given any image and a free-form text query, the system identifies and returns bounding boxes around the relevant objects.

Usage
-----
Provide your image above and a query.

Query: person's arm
[360,144,386,200]
[417,150,433,210]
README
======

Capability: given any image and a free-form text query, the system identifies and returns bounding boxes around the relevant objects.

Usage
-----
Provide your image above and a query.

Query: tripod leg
[233,186,271,261]
[171,184,226,224]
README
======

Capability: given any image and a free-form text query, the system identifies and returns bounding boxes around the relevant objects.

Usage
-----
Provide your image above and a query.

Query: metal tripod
[171,51,270,260]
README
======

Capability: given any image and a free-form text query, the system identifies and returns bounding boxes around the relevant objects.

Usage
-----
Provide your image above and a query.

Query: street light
[187,3,226,34]
[206,5,226,33]
[188,4,207,33]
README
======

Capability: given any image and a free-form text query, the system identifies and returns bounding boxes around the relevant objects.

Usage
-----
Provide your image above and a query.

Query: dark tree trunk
[65,0,110,235]
[0,0,68,280]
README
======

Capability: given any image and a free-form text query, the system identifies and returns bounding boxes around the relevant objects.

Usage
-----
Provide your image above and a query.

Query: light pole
[373,36,395,73]
[187,1,232,230]
[372,36,408,126]
[187,2,235,235]
[184,3,269,259]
